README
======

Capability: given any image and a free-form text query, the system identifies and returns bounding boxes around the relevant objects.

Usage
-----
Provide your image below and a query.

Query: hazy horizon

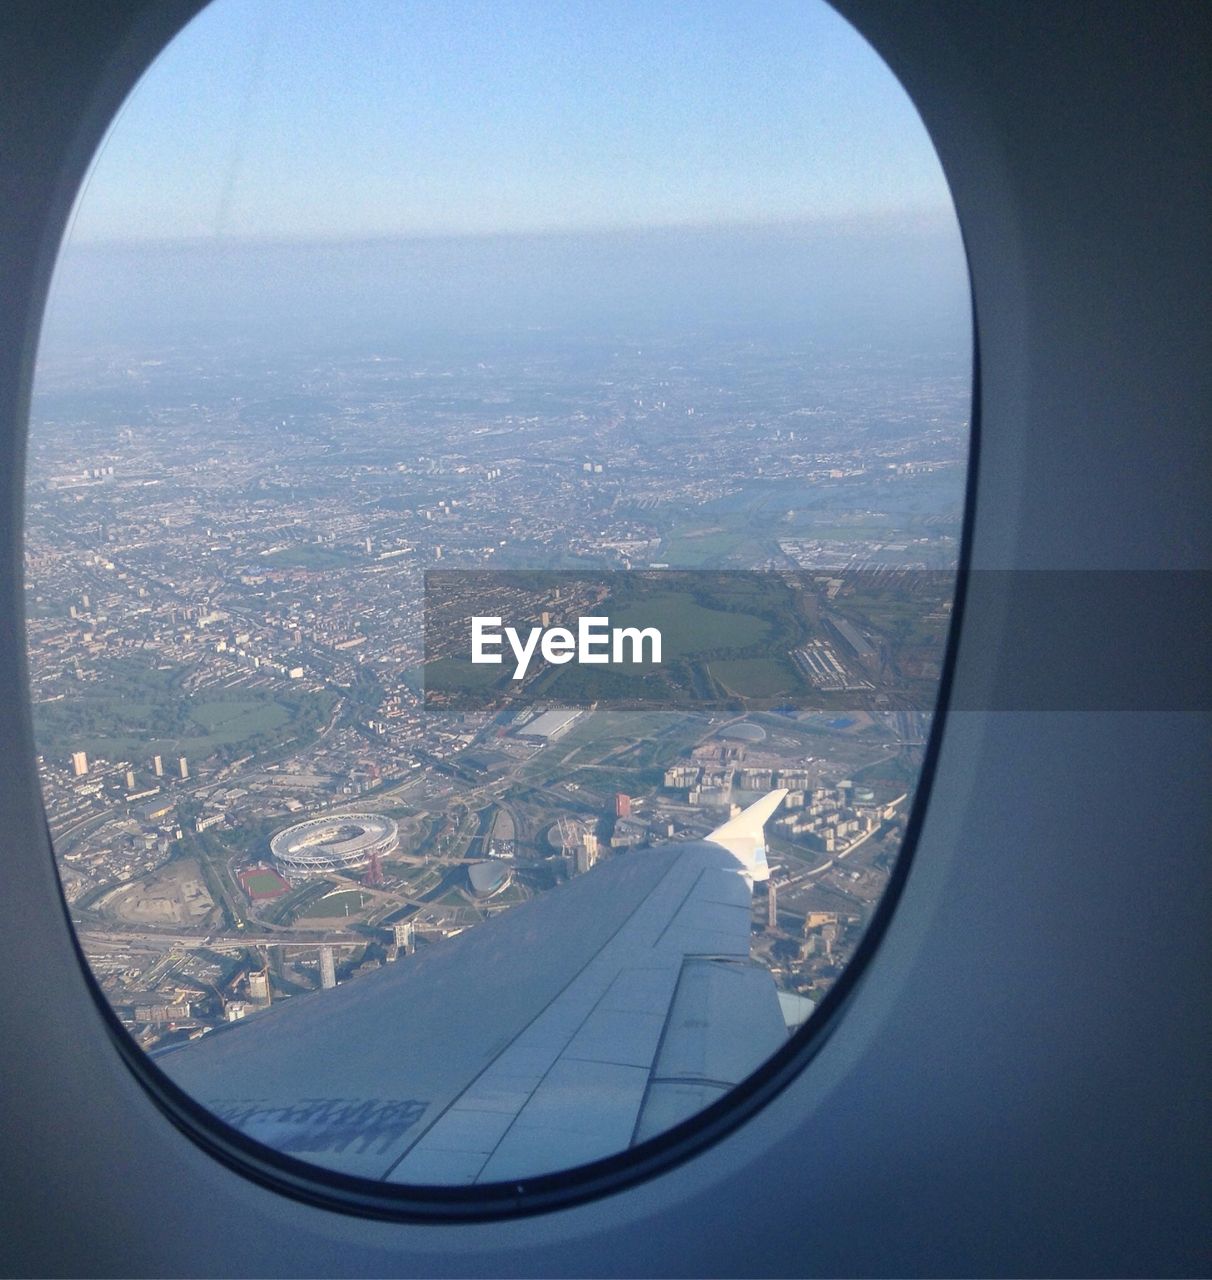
[42,216,969,357]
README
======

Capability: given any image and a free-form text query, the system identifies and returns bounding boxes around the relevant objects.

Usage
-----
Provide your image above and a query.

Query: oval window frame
[19,0,981,1222]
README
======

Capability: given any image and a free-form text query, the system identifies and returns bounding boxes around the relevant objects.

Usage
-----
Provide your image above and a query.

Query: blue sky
[69,0,955,243]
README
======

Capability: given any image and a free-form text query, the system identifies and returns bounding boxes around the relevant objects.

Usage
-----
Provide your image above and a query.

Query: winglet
[707,789,787,882]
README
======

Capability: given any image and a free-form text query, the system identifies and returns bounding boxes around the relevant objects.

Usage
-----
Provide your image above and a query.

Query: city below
[26,329,967,1051]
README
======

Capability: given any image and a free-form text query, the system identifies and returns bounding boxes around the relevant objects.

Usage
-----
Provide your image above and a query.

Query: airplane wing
[156,792,795,1184]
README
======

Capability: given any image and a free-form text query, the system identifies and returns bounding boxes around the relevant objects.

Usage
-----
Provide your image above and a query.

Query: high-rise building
[575,833,599,876]
[71,751,88,777]
[152,754,163,777]
[178,756,188,780]
[392,921,414,955]
[319,946,336,990]
[124,769,135,790]
[615,792,631,819]
[767,881,778,931]
[248,970,271,1004]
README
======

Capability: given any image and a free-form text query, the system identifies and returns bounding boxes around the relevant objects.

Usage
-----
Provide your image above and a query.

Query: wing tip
[706,789,787,876]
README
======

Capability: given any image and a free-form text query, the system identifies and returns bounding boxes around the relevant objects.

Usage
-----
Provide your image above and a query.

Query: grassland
[659,526,756,567]
[33,659,335,763]
[709,656,800,697]
[296,889,371,920]
[520,709,708,784]
[241,868,288,897]
[609,591,770,657]
[262,545,358,570]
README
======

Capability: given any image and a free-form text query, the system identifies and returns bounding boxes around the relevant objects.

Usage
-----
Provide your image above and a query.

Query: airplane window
[25,0,972,1211]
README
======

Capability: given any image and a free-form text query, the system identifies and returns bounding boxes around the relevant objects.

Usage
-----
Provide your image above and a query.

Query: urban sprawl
[26,332,968,1049]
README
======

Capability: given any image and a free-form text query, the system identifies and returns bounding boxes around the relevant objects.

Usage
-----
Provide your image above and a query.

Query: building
[516,707,581,741]
[574,833,599,876]
[137,798,174,824]
[270,813,399,881]
[615,792,631,819]
[71,751,87,777]
[319,947,336,990]
[152,754,163,777]
[392,921,414,954]
[134,1001,190,1024]
[468,860,513,899]
[247,971,270,1003]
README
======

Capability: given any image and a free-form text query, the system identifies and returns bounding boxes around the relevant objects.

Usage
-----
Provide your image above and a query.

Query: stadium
[269,813,398,880]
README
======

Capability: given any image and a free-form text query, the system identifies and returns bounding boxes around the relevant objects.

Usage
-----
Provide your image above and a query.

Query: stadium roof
[516,707,581,739]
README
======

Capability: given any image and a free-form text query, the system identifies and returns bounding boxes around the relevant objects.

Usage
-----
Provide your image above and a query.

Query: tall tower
[557,817,578,875]
[319,946,336,990]
[575,832,599,876]
[71,751,88,777]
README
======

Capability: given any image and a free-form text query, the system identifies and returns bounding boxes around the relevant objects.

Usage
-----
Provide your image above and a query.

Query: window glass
[27,0,970,1191]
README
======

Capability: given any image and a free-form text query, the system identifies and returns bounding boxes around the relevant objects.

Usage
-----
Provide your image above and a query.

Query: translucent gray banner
[422,570,1209,713]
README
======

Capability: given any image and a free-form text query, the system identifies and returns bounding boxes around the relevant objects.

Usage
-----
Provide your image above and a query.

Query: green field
[297,889,370,919]
[187,698,290,737]
[659,527,753,567]
[520,709,707,783]
[709,656,799,697]
[262,545,358,570]
[423,655,508,695]
[609,592,770,657]
[242,869,287,895]
[32,659,335,763]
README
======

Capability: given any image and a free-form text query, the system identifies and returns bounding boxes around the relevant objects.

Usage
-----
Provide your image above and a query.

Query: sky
[42,0,969,355]
[67,0,957,244]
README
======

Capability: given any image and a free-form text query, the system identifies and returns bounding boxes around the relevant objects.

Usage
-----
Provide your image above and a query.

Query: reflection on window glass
[27,0,970,1187]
